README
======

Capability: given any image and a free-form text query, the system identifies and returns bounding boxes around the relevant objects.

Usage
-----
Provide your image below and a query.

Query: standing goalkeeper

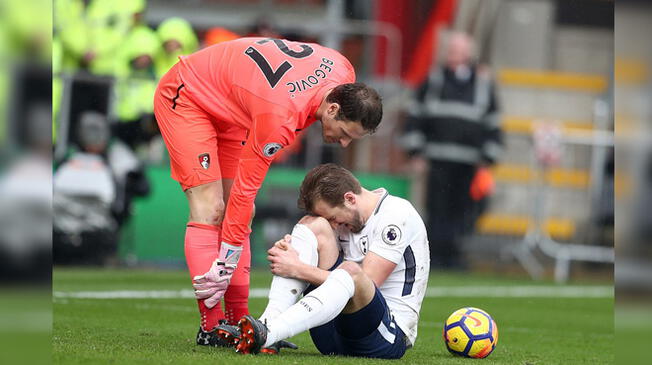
[153,37,382,346]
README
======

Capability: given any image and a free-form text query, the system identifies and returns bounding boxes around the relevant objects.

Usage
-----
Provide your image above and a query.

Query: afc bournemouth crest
[198,153,210,169]
[382,225,402,245]
[263,143,283,157]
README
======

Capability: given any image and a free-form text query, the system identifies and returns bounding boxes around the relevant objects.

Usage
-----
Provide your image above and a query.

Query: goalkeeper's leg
[184,222,225,331]
[224,235,251,324]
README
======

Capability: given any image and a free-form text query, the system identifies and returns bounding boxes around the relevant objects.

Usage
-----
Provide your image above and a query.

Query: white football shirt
[336,188,430,346]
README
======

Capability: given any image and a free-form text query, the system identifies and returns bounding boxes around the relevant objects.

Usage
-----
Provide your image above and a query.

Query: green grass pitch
[53,268,613,364]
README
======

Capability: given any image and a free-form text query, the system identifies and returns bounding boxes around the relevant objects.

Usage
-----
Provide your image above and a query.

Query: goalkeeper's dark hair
[326,83,382,134]
[298,163,361,214]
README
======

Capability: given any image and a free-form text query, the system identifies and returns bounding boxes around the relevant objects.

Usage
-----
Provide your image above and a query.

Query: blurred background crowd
[0,0,650,362]
[42,0,617,282]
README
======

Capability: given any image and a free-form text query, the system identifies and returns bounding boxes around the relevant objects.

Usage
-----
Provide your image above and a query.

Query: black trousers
[426,160,477,268]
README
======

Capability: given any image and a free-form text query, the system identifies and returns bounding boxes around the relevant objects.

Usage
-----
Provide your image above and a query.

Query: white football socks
[259,224,319,324]
[262,268,355,347]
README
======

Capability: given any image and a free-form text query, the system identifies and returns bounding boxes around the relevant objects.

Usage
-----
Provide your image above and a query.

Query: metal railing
[510,99,614,283]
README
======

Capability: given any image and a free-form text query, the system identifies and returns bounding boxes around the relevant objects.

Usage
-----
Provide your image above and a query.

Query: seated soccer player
[222,163,430,358]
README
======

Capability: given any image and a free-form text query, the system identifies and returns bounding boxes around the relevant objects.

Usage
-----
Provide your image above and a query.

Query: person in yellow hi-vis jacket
[113,25,160,149]
[55,0,146,75]
[53,36,63,143]
[155,17,199,79]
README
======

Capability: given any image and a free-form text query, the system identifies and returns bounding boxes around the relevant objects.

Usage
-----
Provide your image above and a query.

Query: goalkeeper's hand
[192,242,242,308]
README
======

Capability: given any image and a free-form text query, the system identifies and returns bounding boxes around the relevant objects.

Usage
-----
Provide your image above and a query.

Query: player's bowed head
[316,83,383,147]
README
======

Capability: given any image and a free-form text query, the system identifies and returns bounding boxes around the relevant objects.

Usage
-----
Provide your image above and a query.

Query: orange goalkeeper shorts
[153,63,246,191]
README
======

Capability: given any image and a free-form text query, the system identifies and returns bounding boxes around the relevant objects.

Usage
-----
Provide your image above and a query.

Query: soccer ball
[443,307,498,358]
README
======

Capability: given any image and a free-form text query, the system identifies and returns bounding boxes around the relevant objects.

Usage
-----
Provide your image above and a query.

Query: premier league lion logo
[381,224,402,245]
[263,143,283,157]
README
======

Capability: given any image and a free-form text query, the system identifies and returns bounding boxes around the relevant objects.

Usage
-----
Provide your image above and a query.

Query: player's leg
[222,181,252,325]
[262,260,406,359]
[216,132,253,325]
[262,261,372,346]
[236,260,375,354]
[332,285,407,359]
[184,181,226,334]
[259,215,341,323]
[218,215,338,351]
[153,67,227,340]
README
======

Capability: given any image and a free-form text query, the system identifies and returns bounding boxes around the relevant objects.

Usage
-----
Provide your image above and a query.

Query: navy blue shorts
[305,255,408,359]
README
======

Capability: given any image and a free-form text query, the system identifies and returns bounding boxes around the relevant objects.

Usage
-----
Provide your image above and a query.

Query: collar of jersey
[372,188,389,216]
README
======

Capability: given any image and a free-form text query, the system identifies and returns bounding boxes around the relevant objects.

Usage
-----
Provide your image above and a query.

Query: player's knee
[298,215,332,236]
[298,215,339,270]
[193,198,225,225]
[337,260,364,281]
[206,199,226,224]
[186,182,226,225]
[299,215,337,246]
[212,199,226,222]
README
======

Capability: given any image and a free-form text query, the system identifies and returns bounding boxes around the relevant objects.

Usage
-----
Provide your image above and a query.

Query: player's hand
[192,243,243,308]
[267,241,301,278]
[273,234,292,250]
[192,259,233,308]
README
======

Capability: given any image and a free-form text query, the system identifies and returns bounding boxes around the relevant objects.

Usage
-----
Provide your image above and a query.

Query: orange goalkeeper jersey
[177,37,356,246]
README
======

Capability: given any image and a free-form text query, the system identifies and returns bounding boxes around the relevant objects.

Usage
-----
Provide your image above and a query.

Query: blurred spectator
[0,25,8,149]
[113,25,160,150]
[155,17,199,78]
[2,0,51,63]
[0,103,51,281]
[53,111,149,264]
[1,0,50,152]
[203,26,240,48]
[55,0,147,75]
[53,36,63,143]
[400,32,503,269]
[54,111,116,264]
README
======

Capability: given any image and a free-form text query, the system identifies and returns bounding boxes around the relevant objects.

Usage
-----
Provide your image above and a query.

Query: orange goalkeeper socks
[224,235,251,324]
[185,222,225,331]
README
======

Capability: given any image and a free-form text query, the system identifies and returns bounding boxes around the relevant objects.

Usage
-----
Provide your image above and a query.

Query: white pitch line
[425,285,613,298]
[53,285,612,299]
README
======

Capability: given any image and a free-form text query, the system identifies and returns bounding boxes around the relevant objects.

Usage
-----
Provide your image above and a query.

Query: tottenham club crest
[381,224,402,245]
[198,153,210,169]
[359,235,369,254]
[263,143,283,157]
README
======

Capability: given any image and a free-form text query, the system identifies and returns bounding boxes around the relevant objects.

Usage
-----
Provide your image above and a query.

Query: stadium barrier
[508,102,614,283]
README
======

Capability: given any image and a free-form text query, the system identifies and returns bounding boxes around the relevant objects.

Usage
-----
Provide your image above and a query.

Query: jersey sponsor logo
[198,153,210,169]
[381,224,402,245]
[263,143,283,157]
[359,235,368,254]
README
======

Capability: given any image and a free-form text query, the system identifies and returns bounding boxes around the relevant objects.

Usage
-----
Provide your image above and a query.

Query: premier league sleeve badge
[381,224,402,245]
